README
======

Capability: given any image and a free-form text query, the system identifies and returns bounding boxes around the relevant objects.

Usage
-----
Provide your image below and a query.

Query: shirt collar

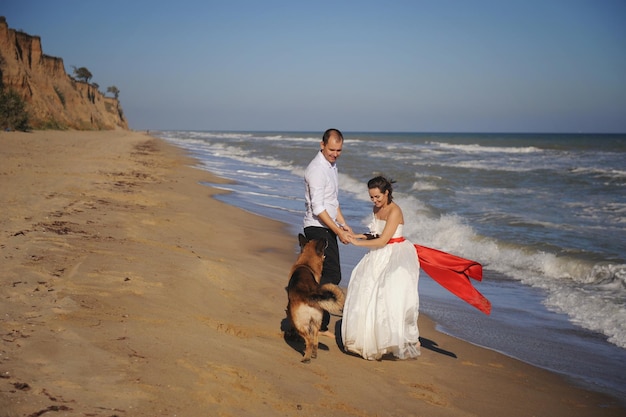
[317,150,335,168]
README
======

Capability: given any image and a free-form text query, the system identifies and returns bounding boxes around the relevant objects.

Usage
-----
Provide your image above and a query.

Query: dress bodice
[369,215,403,238]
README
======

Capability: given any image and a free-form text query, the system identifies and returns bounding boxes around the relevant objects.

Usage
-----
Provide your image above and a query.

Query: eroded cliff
[0,17,128,130]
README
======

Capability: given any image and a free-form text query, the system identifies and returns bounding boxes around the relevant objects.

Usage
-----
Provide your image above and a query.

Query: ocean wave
[410,181,439,192]
[412,159,551,173]
[162,130,323,144]
[398,201,626,350]
[261,134,320,143]
[166,131,254,140]
[338,173,373,201]
[547,286,626,349]
[570,166,626,184]
[430,141,544,154]
[175,137,299,173]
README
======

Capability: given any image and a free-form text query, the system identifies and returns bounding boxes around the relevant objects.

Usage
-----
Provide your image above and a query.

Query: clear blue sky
[4,0,626,132]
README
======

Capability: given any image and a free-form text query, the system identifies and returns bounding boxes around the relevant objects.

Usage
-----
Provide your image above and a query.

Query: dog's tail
[313,284,345,316]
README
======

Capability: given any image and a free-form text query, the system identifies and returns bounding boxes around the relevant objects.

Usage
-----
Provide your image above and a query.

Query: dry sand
[0,129,623,417]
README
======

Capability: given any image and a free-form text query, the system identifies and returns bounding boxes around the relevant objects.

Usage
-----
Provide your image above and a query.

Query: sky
[3,0,626,133]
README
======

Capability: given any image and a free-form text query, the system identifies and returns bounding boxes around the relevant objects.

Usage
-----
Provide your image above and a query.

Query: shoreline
[1,129,623,416]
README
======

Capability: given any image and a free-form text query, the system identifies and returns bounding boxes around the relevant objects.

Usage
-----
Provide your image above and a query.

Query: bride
[341,176,421,360]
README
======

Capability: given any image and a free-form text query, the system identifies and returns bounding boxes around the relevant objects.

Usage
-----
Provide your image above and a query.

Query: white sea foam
[396,196,626,349]
[182,131,254,140]
[430,141,544,154]
[170,135,298,173]
[570,166,626,183]
[265,135,320,143]
[410,181,439,192]
[339,173,372,201]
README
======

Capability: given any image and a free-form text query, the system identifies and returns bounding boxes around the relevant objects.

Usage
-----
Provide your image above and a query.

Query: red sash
[388,237,491,315]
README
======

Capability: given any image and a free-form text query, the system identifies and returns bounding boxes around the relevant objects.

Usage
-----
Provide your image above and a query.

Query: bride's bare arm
[349,205,403,249]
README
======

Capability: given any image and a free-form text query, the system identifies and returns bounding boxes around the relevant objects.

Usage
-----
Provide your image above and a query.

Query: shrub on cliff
[72,66,93,83]
[106,86,120,99]
[0,87,30,131]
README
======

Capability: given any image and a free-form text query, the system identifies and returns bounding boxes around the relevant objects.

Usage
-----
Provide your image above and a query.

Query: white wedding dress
[341,217,421,360]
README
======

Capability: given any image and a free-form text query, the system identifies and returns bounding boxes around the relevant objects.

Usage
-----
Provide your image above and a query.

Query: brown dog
[286,234,345,363]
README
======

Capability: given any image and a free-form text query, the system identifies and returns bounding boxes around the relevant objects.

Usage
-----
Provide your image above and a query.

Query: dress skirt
[341,238,420,360]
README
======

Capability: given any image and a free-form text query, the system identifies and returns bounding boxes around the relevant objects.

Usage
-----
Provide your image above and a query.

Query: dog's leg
[312,326,319,359]
[301,323,314,363]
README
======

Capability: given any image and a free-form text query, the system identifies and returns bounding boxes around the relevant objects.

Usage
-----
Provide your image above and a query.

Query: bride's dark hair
[367,176,396,203]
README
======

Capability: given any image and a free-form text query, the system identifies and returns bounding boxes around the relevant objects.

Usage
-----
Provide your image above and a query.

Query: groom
[303,128,353,337]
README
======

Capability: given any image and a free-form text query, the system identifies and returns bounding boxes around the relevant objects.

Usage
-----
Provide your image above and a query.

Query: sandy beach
[0,129,623,417]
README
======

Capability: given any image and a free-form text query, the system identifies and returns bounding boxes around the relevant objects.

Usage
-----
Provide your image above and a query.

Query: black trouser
[304,226,342,332]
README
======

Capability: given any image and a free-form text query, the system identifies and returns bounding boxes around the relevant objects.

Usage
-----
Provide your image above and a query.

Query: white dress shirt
[303,150,339,229]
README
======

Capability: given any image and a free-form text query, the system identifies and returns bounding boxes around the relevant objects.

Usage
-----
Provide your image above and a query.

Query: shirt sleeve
[305,165,328,217]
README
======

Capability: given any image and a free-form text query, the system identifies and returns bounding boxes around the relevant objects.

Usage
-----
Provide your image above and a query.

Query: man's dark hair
[322,128,343,144]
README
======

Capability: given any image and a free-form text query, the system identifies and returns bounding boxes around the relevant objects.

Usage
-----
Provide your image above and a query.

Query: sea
[153,130,626,403]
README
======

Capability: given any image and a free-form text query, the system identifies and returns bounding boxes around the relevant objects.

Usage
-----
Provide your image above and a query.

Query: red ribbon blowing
[388,237,491,315]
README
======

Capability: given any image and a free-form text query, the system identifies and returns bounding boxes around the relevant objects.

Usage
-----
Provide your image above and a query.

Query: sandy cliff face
[0,17,128,130]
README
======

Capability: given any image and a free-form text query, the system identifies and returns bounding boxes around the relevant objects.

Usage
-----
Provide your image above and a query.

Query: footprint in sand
[403,381,448,407]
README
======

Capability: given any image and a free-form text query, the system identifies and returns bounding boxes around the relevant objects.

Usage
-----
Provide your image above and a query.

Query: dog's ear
[315,238,327,256]
[298,233,308,250]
